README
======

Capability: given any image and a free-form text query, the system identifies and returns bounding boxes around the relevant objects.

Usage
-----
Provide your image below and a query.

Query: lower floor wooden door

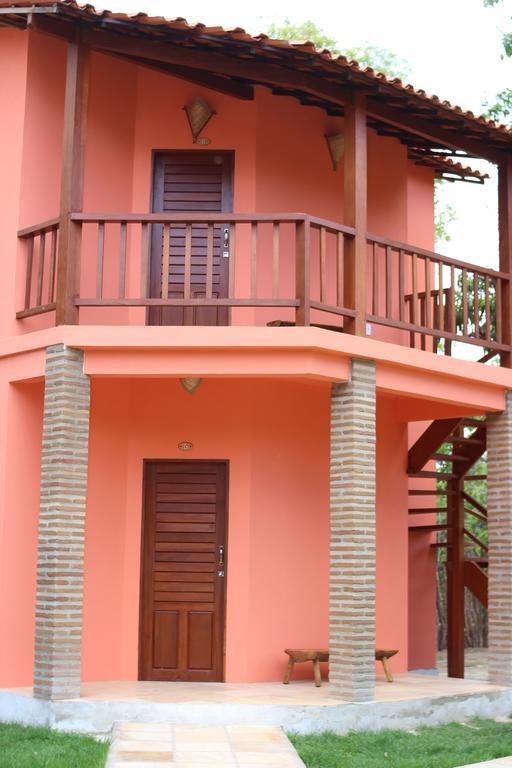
[139,460,228,681]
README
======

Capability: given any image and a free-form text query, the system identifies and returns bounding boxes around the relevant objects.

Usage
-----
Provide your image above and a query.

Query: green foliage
[454,272,496,342]
[341,45,409,80]
[266,19,338,52]
[434,180,456,243]
[483,0,512,124]
[265,19,410,79]
[483,88,512,124]
[0,723,108,768]
[290,719,512,768]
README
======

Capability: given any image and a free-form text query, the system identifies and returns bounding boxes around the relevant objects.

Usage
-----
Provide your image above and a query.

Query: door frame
[138,458,230,682]
[147,150,235,326]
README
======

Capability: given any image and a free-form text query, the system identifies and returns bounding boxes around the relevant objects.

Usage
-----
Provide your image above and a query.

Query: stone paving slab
[106,722,306,767]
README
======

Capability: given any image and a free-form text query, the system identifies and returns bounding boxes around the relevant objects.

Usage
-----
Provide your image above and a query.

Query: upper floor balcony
[3,1,512,367]
[17,210,509,365]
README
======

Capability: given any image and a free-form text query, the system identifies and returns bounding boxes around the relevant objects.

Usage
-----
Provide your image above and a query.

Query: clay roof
[408,154,489,184]
[1,0,510,169]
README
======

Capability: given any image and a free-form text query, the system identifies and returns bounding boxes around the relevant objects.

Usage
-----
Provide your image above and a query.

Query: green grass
[290,718,512,768]
[0,723,108,768]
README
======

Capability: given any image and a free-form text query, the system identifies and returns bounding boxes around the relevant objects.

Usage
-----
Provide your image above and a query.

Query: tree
[266,18,410,80]
[482,0,512,124]
[434,180,456,244]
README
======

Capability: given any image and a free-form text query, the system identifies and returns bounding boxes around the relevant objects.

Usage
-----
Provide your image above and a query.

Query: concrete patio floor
[1,662,511,735]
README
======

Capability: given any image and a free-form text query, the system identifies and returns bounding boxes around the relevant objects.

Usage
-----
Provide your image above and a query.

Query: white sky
[102,0,512,269]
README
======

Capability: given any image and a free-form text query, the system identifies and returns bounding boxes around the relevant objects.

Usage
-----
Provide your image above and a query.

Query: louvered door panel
[140,461,227,682]
[149,152,233,326]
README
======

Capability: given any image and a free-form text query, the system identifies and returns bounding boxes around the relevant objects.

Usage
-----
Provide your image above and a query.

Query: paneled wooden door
[139,460,228,682]
[148,151,233,326]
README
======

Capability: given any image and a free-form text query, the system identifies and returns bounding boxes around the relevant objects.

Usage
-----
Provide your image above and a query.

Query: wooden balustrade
[366,233,509,356]
[17,218,60,318]
[15,213,510,362]
[58,213,356,325]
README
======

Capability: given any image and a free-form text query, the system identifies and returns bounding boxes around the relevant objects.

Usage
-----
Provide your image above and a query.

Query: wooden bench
[283,648,398,687]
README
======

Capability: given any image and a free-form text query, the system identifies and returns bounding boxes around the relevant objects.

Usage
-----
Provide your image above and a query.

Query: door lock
[218,545,225,577]
[222,227,230,258]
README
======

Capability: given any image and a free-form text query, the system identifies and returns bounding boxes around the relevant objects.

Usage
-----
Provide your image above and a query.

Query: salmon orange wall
[0,29,29,338]
[0,378,43,686]
[82,377,330,682]
[0,366,428,686]
[80,378,412,683]
[376,400,409,668]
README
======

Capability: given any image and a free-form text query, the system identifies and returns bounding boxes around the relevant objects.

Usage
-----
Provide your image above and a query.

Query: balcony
[17,212,509,365]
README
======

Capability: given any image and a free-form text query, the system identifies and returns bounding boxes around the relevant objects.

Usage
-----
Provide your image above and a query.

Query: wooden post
[295,217,311,326]
[498,157,512,367]
[56,38,89,326]
[343,91,367,336]
[446,472,465,678]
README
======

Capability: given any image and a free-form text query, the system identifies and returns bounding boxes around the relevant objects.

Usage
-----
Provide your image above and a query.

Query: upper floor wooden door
[148,151,233,326]
[139,460,228,682]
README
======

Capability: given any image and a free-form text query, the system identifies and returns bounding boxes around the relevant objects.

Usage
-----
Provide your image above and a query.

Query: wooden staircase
[408,416,488,678]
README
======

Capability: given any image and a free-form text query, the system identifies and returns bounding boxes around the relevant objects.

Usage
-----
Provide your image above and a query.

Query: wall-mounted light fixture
[180,377,202,395]
[183,96,216,143]
[325,133,345,170]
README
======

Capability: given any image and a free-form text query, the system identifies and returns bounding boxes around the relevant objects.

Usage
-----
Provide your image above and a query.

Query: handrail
[367,231,507,280]
[70,211,356,237]
[18,217,59,239]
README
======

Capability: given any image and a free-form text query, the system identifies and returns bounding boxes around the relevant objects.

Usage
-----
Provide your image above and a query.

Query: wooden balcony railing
[366,233,509,357]
[17,217,59,318]
[16,212,511,363]
[17,212,357,325]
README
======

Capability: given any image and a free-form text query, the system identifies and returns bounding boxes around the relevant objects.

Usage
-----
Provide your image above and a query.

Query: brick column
[34,344,90,700]
[487,390,512,686]
[329,357,376,702]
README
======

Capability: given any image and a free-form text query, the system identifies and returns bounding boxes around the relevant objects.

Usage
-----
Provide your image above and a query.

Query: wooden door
[149,151,233,326]
[139,461,228,682]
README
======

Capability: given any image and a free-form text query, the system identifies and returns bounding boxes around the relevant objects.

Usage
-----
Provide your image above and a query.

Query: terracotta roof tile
[1,0,511,146]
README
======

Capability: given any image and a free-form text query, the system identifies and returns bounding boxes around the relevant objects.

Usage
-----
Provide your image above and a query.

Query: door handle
[219,545,225,567]
[222,227,230,258]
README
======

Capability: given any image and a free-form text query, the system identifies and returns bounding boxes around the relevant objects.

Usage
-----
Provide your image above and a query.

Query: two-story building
[0,0,512,730]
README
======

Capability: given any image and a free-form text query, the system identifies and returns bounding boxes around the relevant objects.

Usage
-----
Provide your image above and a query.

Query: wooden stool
[283,649,329,687]
[375,649,398,683]
[283,648,399,686]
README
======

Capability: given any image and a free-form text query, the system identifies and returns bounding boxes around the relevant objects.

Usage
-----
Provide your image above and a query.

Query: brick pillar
[487,391,512,686]
[329,357,376,702]
[34,344,90,700]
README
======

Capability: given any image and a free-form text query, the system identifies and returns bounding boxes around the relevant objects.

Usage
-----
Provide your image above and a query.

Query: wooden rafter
[119,53,255,101]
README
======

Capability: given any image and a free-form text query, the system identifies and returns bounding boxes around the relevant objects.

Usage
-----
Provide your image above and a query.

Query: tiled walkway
[106,722,305,767]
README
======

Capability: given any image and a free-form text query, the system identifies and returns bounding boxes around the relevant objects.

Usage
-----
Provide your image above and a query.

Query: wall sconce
[180,377,202,395]
[325,133,345,170]
[183,96,216,143]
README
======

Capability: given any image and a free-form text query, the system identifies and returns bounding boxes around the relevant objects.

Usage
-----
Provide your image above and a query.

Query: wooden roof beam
[368,100,506,164]
[80,27,354,106]
[121,54,254,100]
